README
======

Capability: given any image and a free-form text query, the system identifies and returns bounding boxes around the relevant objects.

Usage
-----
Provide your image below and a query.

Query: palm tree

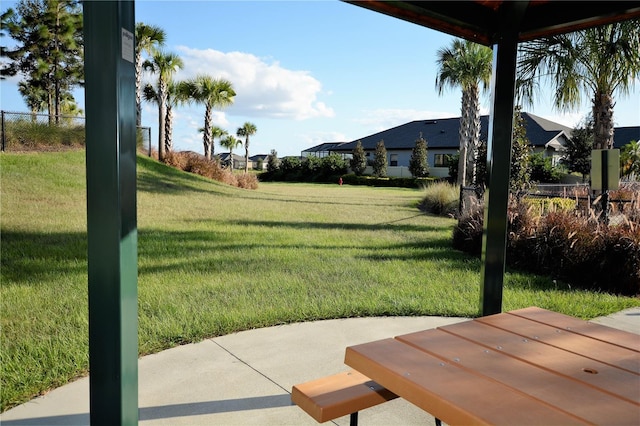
[518,21,640,150]
[621,140,640,180]
[220,134,242,170]
[143,50,183,161]
[164,80,191,153]
[435,39,492,187]
[185,75,236,160]
[18,81,47,120]
[237,122,257,173]
[135,23,166,127]
[144,80,189,155]
[210,125,228,156]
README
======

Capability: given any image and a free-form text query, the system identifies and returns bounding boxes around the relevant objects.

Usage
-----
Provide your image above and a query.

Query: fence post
[1,111,5,152]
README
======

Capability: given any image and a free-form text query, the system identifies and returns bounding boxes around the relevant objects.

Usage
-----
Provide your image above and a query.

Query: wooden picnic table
[344,306,640,425]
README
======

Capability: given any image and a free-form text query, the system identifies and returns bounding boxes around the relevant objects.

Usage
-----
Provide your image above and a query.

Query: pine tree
[267,149,279,173]
[373,140,388,178]
[563,116,593,182]
[2,0,84,123]
[349,140,367,175]
[510,106,531,192]
[409,133,429,178]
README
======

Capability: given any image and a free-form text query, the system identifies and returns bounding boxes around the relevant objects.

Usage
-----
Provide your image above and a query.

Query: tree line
[1,0,83,123]
[1,1,258,170]
[2,1,638,180]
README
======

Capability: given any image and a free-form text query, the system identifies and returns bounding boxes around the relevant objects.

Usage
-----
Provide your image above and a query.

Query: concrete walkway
[2,307,639,426]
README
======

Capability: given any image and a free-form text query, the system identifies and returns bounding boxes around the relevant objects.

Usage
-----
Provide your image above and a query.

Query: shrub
[350,140,367,176]
[163,151,258,189]
[420,181,459,216]
[267,149,279,172]
[373,140,387,177]
[409,135,429,178]
[320,153,348,177]
[452,203,484,256]
[303,156,321,175]
[236,173,259,189]
[530,152,561,183]
[280,156,302,173]
[523,197,577,215]
[4,118,85,150]
[453,194,640,296]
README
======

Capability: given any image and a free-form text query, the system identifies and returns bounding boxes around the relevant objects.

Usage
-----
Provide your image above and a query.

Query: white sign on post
[591,149,620,191]
[121,28,134,63]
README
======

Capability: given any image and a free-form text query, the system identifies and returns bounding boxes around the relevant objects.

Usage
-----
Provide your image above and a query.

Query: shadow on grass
[2,221,560,295]
[221,218,448,233]
[0,230,87,285]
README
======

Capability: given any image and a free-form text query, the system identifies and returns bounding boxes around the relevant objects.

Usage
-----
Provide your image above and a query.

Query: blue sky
[1,0,639,157]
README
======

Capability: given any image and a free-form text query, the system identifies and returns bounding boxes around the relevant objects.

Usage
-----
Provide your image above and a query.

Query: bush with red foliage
[453,194,640,296]
[162,151,258,190]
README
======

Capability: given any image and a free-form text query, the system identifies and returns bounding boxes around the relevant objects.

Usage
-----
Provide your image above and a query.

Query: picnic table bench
[293,307,640,425]
[291,369,398,425]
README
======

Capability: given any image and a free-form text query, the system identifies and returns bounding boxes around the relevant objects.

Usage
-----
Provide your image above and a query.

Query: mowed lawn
[1,151,638,411]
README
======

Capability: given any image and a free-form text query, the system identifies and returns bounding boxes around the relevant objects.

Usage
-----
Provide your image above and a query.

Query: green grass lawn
[1,151,638,412]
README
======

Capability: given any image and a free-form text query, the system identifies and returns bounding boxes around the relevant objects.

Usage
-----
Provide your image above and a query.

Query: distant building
[218,152,246,170]
[249,154,270,170]
[301,114,638,178]
[301,142,349,158]
[613,126,640,149]
[326,113,574,177]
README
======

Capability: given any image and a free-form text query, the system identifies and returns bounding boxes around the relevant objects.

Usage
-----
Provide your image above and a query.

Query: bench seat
[291,369,398,424]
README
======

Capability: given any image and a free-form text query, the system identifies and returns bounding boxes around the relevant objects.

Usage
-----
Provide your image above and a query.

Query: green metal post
[84,1,138,424]
[479,7,522,316]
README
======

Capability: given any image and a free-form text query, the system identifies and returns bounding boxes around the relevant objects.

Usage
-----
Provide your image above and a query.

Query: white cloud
[174,46,334,121]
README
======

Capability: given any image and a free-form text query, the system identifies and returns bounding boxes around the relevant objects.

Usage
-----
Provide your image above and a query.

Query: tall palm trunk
[157,81,167,161]
[467,85,481,186]
[458,92,471,187]
[135,51,143,127]
[592,91,615,150]
[165,104,173,154]
[244,136,250,173]
[203,104,213,160]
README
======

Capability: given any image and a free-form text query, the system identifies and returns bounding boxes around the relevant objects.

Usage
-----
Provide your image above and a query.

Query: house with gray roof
[301,142,349,158]
[249,154,271,170]
[321,112,574,178]
[219,152,246,170]
[613,126,640,149]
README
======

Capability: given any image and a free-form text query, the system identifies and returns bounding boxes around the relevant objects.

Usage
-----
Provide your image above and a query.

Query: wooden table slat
[506,307,640,352]
[345,338,588,425]
[344,308,640,426]
[474,312,640,374]
[396,328,639,424]
[436,319,640,403]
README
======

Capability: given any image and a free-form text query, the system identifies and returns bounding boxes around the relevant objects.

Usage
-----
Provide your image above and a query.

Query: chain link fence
[1,110,151,153]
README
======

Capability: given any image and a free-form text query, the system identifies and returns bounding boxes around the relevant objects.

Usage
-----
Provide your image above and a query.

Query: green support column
[479,4,524,316]
[84,1,138,424]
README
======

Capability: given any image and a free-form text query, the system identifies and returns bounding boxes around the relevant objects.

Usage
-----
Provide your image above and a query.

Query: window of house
[390,154,398,166]
[434,154,449,167]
